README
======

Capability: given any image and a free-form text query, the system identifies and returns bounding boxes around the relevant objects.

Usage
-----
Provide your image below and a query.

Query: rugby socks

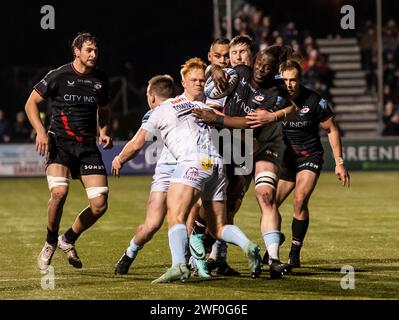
[46,227,59,245]
[220,225,250,249]
[168,224,188,267]
[209,240,227,262]
[63,227,80,244]
[263,231,281,262]
[291,218,309,252]
[126,237,142,259]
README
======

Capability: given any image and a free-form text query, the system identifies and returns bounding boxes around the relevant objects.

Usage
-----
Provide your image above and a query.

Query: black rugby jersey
[34,63,110,141]
[224,65,287,143]
[282,86,333,157]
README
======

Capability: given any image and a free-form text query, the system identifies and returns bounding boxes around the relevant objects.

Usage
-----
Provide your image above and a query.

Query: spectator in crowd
[0,109,13,143]
[12,111,32,143]
[359,22,377,94]
[382,100,399,136]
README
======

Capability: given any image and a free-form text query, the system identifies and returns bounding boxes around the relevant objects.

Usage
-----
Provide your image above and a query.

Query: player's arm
[320,116,350,187]
[24,90,48,156]
[98,104,113,150]
[111,128,149,177]
[192,108,249,129]
[245,97,298,128]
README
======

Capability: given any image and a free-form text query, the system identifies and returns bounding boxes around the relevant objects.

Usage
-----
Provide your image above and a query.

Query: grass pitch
[0,172,398,300]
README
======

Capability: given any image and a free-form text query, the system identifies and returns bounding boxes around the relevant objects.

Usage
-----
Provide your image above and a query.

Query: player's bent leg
[135,191,167,245]
[152,183,200,283]
[38,164,70,271]
[115,192,168,275]
[255,161,289,279]
[262,179,294,265]
[203,200,262,278]
[58,175,108,269]
[288,170,318,268]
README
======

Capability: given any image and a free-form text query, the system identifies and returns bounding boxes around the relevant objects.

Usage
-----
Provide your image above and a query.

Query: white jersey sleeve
[142,97,221,161]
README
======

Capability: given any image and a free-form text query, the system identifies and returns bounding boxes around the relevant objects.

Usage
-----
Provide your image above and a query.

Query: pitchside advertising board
[0,138,398,177]
[321,137,399,171]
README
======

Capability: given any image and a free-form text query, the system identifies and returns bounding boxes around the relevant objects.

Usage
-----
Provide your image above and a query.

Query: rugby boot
[269,259,292,279]
[38,241,57,272]
[114,252,136,275]
[152,263,191,284]
[57,235,82,269]
[243,242,262,279]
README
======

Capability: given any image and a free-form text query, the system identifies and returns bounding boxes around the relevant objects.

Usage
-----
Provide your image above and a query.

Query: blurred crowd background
[1,0,399,144]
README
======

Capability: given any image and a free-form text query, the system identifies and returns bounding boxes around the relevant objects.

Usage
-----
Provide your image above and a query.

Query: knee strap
[254,171,277,190]
[86,187,109,199]
[47,176,69,190]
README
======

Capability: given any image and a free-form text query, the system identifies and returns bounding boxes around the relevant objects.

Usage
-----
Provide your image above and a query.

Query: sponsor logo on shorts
[265,149,278,159]
[200,158,212,170]
[183,167,199,182]
[83,164,105,171]
[298,162,319,169]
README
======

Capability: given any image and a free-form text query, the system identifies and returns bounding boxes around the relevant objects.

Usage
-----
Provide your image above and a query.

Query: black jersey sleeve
[258,84,287,112]
[96,72,110,107]
[316,97,334,122]
[233,64,252,80]
[34,69,58,99]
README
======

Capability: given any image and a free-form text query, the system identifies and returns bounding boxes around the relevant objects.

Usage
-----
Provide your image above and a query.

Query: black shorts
[254,139,286,168]
[280,151,324,182]
[47,133,106,179]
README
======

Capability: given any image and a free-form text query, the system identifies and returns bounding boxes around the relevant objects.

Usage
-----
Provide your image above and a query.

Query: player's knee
[146,220,163,234]
[255,188,275,207]
[47,176,69,200]
[254,171,277,206]
[90,201,108,217]
[49,187,68,205]
[254,171,277,190]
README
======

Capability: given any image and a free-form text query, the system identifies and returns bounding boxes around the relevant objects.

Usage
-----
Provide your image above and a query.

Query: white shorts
[170,156,226,201]
[151,163,176,192]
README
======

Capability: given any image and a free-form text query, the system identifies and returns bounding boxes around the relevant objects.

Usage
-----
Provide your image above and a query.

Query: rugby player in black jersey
[193,46,296,279]
[25,32,113,272]
[276,60,350,268]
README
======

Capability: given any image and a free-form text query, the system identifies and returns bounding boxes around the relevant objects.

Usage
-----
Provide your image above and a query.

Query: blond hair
[180,57,207,80]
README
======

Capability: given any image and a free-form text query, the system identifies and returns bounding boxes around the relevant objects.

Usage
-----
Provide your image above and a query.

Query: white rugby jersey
[142,95,220,161]
[141,109,176,165]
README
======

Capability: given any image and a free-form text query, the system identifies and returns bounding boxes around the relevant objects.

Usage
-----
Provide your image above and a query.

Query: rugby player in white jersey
[141,58,262,283]
[112,75,177,275]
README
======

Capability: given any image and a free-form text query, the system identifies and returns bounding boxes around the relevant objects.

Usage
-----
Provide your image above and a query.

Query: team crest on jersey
[254,95,265,102]
[67,80,75,87]
[183,167,199,182]
[300,107,310,114]
[94,82,102,90]
[200,158,212,170]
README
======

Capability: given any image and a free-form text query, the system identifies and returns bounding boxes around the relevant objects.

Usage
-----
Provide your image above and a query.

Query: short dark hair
[148,75,175,99]
[229,35,254,52]
[71,32,97,57]
[210,37,230,49]
[279,60,303,78]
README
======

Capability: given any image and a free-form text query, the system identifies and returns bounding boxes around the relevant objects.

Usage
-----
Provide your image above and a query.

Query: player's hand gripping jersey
[142,96,220,161]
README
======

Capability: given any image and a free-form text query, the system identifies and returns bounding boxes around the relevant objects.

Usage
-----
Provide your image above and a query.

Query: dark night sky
[1,0,214,116]
[2,1,214,84]
[3,0,399,123]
